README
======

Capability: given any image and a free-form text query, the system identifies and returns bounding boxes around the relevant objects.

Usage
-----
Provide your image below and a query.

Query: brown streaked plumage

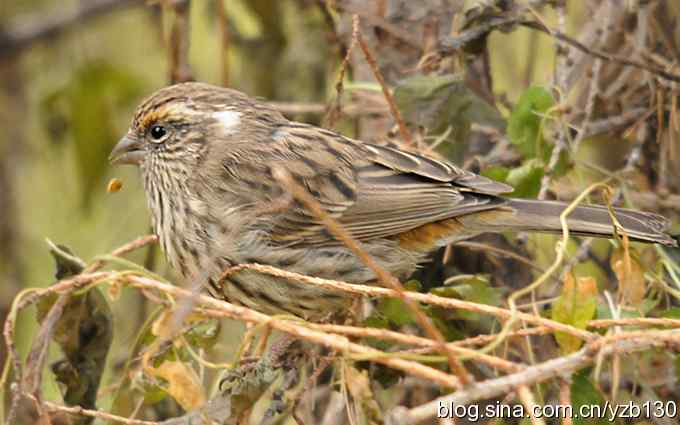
[110,82,677,319]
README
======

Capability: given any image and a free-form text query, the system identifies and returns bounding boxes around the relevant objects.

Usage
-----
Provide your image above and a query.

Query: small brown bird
[110,82,676,319]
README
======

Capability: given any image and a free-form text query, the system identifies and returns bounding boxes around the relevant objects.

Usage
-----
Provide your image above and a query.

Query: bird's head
[109,82,282,170]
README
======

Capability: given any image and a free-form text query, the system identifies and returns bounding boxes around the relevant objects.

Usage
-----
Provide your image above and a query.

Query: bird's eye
[149,125,167,141]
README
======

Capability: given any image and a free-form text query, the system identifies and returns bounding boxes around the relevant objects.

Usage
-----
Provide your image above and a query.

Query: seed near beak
[109,135,145,165]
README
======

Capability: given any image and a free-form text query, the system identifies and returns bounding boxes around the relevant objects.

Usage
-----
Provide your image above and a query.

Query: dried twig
[41,398,158,425]
[324,13,360,127]
[220,262,594,340]
[354,15,413,145]
[4,229,680,424]
[438,14,680,84]
[523,19,680,83]
[398,330,680,425]
[303,323,524,372]
[331,1,421,51]
[517,385,545,425]
[130,275,464,389]
[559,378,573,425]
[483,182,612,354]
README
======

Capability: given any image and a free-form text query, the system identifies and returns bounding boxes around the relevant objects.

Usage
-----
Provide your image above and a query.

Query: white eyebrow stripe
[213,110,241,133]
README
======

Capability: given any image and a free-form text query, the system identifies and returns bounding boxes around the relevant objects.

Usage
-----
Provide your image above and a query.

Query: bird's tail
[456,198,677,246]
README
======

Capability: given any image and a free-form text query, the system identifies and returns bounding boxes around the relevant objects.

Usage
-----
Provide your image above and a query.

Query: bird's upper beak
[109,135,144,165]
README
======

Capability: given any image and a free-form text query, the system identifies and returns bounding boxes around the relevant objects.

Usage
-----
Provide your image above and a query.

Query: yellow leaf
[345,365,372,401]
[146,360,205,410]
[151,309,174,339]
[552,273,598,353]
[343,364,383,424]
[611,247,646,305]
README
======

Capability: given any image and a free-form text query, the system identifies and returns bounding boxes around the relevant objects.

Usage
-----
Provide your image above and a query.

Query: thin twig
[324,14,360,127]
[484,182,612,354]
[522,19,680,83]
[438,15,680,84]
[303,323,524,372]
[517,385,546,425]
[331,2,421,51]
[559,378,573,425]
[41,398,159,425]
[129,275,463,389]
[400,330,680,424]
[85,234,157,273]
[589,317,680,329]
[219,262,595,340]
[354,15,413,145]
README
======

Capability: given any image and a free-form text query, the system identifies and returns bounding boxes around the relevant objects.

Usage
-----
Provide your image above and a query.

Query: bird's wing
[258,123,512,247]
[333,163,504,242]
[364,143,512,194]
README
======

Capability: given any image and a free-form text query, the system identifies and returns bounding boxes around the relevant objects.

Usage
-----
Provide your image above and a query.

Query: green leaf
[596,303,643,320]
[362,315,389,329]
[552,274,597,353]
[402,280,422,292]
[571,369,608,425]
[378,299,414,327]
[133,371,168,405]
[361,315,392,351]
[430,275,502,322]
[507,86,555,159]
[551,148,572,178]
[374,280,421,327]
[505,159,544,198]
[393,74,504,163]
[480,165,510,183]
[424,308,465,341]
[184,319,221,349]
[661,307,680,319]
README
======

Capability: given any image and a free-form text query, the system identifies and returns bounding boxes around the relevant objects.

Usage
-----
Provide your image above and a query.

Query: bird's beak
[109,135,144,165]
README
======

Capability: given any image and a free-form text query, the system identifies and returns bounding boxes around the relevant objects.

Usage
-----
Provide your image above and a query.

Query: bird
[110,82,677,320]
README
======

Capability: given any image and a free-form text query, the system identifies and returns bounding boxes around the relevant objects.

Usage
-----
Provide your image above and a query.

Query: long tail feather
[457,199,676,246]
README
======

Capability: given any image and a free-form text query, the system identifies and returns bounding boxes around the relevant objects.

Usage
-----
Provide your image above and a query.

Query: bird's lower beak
[109,135,144,165]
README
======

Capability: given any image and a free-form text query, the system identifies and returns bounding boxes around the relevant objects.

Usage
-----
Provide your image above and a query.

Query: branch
[438,14,680,84]
[167,0,193,83]
[132,275,463,389]
[4,234,680,424]
[220,262,595,340]
[0,0,141,60]
[393,330,680,425]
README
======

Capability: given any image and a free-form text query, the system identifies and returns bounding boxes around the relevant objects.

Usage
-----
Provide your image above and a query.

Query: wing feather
[261,123,508,246]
